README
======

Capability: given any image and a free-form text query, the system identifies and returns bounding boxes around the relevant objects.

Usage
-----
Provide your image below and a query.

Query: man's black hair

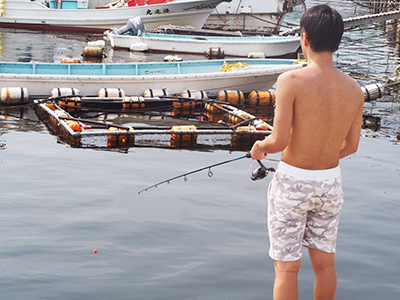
[300,4,344,52]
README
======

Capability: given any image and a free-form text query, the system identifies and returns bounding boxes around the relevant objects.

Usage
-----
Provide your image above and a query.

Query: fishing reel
[250,159,275,181]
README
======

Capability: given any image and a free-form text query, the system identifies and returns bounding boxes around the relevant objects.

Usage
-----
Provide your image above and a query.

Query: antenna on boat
[137,153,275,194]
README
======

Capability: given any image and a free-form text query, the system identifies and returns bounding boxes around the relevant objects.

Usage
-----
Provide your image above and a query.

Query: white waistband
[277,161,341,181]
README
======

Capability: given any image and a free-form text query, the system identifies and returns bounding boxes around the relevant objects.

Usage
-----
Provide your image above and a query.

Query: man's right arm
[250,72,296,160]
[340,95,364,159]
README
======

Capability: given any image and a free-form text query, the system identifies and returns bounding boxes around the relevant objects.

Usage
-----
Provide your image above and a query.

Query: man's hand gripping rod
[138,153,275,194]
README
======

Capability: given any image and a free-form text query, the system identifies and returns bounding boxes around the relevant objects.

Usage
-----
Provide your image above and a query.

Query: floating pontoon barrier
[170,125,197,148]
[33,84,275,149]
[51,87,81,98]
[107,126,135,147]
[231,125,260,148]
[58,97,82,112]
[98,88,126,98]
[217,90,245,105]
[122,96,146,109]
[172,100,196,117]
[143,88,169,98]
[0,87,29,105]
[205,47,225,59]
[82,46,104,58]
[248,90,276,106]
[180,90,207,99]
[35,100,272,149]
[361,83,384,102]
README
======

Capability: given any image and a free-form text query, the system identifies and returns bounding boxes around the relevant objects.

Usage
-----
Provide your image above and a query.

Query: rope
[220,62,249,72]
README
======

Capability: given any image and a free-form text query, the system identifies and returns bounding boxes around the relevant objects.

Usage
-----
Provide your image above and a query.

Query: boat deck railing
[0,59,300,76]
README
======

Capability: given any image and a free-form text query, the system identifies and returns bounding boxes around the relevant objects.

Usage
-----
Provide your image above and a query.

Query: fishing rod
[138,153,275,194]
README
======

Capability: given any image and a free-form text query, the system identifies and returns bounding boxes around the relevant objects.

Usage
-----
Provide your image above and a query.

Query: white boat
[0,59,306,97]
[106,17,300,57]
[0,0,228,33]
[204,0,306,34]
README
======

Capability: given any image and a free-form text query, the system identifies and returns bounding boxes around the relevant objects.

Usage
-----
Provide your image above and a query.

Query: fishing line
[138,153,275,194]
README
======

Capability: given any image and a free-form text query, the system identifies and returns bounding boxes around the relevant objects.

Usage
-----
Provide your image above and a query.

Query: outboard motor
[114,16,145,36]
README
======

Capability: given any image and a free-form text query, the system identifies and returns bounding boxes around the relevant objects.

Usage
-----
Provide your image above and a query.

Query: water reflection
[1,2,400,141]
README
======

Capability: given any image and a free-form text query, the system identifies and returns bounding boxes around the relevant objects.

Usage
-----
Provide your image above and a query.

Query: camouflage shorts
[267,161,344,262]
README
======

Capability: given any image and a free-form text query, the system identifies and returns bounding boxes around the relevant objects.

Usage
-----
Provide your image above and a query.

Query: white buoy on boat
[163,55,183,62]
[130,43,148,52]
[248,52,266,59]
[87,40,106,49]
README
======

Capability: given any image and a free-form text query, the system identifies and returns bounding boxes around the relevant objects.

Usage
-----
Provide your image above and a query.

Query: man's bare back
[250,37,364,170]
[278,54,364,170]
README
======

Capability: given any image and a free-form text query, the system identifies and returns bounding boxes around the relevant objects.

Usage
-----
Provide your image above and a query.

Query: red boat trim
[0,22,106,34]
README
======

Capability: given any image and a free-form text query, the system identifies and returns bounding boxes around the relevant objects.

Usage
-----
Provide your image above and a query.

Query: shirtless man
[250,4,364,300]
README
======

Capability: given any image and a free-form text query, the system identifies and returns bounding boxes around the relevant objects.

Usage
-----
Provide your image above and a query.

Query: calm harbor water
[1,1,400,299]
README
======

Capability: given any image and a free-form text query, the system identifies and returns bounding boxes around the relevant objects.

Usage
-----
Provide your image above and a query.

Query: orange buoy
[231,126,260,149]
[204,102,223,114]
[203,111,224,123]
[107,126,135,147]
[44,103,56,111]
[255,123,271,131]
[172,100,196,117]
[217,90,245,105]
[82,46,103,57]
[58,97,82,112]
[170,125,197,148]
[64,120,82,132]
[122,96,145,109]
[225,112,250,125]
[248,90,276,106]
[54,109,68,119]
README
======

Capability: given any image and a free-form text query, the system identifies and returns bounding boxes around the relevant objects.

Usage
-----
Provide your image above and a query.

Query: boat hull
[0,59,306,97]
[0,0,224,32]
[203,0,306,34]
[107,32,300,57]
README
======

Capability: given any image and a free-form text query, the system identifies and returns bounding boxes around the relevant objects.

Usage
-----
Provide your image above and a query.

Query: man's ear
[302,32,310,47]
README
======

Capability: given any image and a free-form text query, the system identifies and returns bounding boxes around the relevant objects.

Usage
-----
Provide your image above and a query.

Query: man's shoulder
[278,67,304,83]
